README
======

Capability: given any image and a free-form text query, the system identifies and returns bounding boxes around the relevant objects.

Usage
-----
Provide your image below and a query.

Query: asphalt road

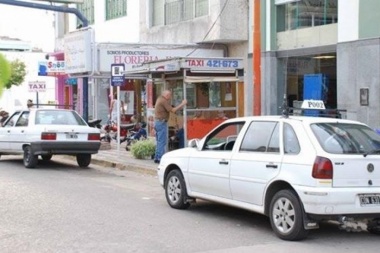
[0,155,378,253]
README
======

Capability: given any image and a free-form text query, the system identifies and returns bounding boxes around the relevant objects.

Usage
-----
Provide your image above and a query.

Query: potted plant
[130,138,156,159]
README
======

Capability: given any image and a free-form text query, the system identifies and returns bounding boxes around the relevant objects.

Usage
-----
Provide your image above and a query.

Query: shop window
[277,0,338,32]
[77,0,95,25]
[105,0,127,21]
[169,81,196,109]
[281,54,337,113]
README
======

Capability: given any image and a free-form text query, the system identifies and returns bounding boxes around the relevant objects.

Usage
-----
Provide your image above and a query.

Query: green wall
[359,0,380,39]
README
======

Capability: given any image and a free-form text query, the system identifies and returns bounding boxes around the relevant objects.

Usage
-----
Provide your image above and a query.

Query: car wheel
[165,170,190,209]
[23,146,38,168]
[269,189,308,241]
[367,218,380,235]
[76,154,91,168]
[41,154,53,161]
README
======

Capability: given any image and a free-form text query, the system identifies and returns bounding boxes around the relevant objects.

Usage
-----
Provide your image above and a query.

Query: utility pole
[0,0,90,121]
[253,0,261,115]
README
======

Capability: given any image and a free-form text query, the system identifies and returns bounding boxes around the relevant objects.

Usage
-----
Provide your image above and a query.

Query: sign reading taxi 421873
[28,81,46,92]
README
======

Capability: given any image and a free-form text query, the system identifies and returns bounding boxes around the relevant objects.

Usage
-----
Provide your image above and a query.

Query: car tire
[165,170,190,210]
[41,154,53,161]
[76,154,91,168]
[23,146,38,168]
[367,218,380,235]
[269,189,308,241]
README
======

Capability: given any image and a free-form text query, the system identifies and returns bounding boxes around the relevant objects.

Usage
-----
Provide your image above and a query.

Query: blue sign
[111,63,125,86]
[65,78,77,85]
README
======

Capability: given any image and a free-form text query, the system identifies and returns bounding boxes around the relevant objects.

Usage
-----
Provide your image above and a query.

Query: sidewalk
[65,141,158,175]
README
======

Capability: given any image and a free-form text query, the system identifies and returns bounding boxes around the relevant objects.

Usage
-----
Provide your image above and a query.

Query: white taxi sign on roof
[301,100,326,110]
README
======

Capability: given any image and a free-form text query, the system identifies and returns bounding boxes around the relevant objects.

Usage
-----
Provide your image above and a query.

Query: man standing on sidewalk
[154,90,187,163]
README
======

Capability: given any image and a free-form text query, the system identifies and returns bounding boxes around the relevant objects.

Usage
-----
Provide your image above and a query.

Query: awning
[124,57,244,76]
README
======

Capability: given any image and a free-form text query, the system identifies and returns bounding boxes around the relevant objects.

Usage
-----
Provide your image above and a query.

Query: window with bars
[77,0,95,26]
[105,0,127,21]
[153,0,209,26]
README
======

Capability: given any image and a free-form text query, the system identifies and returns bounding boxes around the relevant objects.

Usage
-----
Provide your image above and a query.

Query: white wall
[64,1,140,44]
[338,0,359,42]
[139,0,248,45]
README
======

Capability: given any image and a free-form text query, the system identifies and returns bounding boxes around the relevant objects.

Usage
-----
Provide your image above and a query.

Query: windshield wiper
[363,149,380,157]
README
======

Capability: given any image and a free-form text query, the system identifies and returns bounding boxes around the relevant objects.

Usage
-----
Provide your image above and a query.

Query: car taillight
[88,133,100,141]
[41,132,57,140]
[312,156,333,179]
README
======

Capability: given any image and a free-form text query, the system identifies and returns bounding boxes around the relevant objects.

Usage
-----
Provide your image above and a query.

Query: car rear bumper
[295,185,380,217]
[31,141,101,155]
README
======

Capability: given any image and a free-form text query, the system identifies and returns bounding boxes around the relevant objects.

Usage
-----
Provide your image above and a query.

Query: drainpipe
[253,0,261,115]
[0,0,89,121]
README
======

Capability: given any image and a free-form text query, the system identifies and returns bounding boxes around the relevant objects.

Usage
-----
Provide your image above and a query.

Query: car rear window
[311,123,380,154]
[35,110,87,126]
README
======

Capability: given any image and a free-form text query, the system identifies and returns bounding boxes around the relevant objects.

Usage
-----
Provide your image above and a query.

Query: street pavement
[63,140,158,175]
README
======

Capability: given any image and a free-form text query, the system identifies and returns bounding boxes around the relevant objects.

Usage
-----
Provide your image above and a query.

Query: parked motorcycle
[101,120,136,143]
[87,119,102,129]
[124,122,148,150]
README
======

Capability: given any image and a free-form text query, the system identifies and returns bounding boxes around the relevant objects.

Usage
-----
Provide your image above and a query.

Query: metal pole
[0,0,88,27]
[117,86,120,153]
[36,92,39,108]
[253,0,261,115]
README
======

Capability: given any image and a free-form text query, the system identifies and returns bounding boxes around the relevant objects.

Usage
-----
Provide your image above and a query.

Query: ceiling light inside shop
[313,55,336,59]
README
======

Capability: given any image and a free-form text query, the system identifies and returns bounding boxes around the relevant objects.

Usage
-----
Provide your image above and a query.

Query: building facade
[261,0,380,128]
[53,0,141,122]
[54,0,249,127]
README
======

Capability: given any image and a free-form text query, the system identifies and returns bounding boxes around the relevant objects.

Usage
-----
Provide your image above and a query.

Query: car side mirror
[188,138,200,148]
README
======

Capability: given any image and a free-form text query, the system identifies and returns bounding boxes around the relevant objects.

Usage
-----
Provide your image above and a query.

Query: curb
[91,157,157,176]
[61,155,157,176]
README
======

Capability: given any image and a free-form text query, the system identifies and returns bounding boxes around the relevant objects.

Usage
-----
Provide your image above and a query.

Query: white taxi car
[157,115,380,241]
[0,108,101,168]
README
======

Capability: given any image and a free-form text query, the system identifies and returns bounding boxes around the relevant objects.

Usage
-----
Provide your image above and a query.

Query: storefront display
[124,57,244,149]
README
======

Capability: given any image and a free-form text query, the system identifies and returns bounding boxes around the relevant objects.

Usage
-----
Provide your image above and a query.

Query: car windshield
[35,110,87,126]
[311,123,380,154]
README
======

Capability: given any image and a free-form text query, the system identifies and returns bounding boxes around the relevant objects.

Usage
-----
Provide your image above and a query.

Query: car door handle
[219,160,229,165]
[266,164,278,169]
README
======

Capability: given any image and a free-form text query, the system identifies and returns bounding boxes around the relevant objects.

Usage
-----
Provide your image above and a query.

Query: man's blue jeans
[154,120,167,161]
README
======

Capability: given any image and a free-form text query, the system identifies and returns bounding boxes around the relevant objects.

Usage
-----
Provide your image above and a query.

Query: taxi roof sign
[301,100,326,110]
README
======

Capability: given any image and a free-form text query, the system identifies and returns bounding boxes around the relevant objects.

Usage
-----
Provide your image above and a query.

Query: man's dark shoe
[154,160,160,164]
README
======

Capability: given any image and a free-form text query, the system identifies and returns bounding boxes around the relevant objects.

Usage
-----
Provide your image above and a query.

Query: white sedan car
[157,115,380,241]
[0,108,101,168]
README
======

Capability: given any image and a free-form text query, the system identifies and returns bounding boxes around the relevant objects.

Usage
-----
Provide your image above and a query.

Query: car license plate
[359,194,380,206]
[66,133,78,139]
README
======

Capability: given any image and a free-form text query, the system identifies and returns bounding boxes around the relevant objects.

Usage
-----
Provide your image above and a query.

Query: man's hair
[162,90,171,98]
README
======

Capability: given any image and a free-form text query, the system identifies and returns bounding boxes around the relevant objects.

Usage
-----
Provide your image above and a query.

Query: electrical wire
[186,0,230,57]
